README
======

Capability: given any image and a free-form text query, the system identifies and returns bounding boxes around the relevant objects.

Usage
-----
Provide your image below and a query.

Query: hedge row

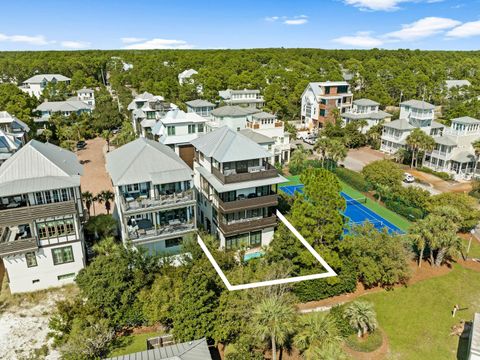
[419,166,452,181]
[384,200,424,220]
[334,167,372,192]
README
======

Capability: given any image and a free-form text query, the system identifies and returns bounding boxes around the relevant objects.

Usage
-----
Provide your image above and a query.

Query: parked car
[404,172,415,183]
[303,135,317,145]
[76,140,87,150]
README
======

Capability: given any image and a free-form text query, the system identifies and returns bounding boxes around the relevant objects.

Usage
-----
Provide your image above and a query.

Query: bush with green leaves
[334,167,371,192]
[419,166,452,181]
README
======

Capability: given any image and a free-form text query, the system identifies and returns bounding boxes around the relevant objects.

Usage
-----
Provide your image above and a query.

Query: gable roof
[105,338,211,360]
[445,80,471,89]
[305,81,350,98]
[191,126,272,162]
[383,118,414,130]
[252,111,276,120]
[160,109,207,125]
[22,74,70,84]
[400,99,435,110]
[211,105,259,117]
[106,138,192,186]
[0,140,82,196]
[0,111,30,132]
[36,100,92,113]
[77,87,94,94]
[239,129,275,144]
[185,99,215,108]
[353,98,379,106]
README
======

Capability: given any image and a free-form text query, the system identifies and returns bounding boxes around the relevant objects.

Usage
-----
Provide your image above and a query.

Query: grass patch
[108,331,164,357]
[360,265,480,360]
[465,236,480,259]
[345,331,383,352]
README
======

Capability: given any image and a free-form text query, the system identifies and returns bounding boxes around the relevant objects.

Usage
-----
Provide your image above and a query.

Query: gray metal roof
[219,89,261,99]
[106,138,192,186]
[451,116,480,125]
[105,338,211,360]
[445,80,471,89]
[185,99,215,108]
[77,87,94,94]
[383,118,414,130]
[36,100,92,113]
[353,98,379,106]
[252,111,276,120]
[211,106,258,117]
[305,81,350,98]
[400,99,435,110]
[22,74,71,84]
[0,111,30,132]
[431,121,445,129]
[342,110,391,120]
[0,140,82,196]
[451,151,476,163]
[433,135,457,146]
[191,126,272,162]
[239,129,275,144]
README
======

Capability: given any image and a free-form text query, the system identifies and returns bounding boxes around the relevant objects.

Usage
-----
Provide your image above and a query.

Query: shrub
[419,167,452,181]
[384,200,424,220]
[328,305,355,338]
[345,331,383,353]
[334,168,371,192]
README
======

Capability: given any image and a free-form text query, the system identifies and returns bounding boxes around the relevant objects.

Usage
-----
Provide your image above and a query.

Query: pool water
[244,251,264,261]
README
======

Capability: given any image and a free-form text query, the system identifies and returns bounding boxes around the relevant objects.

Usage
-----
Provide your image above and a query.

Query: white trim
[197,210,337,291]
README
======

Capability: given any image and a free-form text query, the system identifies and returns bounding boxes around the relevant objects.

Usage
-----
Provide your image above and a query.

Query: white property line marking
[197,210,337,291]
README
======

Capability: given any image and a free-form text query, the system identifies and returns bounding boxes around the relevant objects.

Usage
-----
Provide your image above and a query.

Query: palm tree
[101,129,113,153]
[406,128,435,168]
[314,137,330,168]
[97,190,115,214]
[82,191,94,217]
[471,139,480,179]
[252,296,296,360]
[344,301,378,338]
[327,139,348,167]
[294,312,343,360]
[357,119,369,134]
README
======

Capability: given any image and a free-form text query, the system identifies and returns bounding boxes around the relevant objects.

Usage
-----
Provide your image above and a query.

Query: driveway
[341,147,385,172]
[406,168,472,194]
[76,137,113,215]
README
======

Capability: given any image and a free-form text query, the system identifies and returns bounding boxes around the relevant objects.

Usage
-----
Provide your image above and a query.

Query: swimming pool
[279,184,403,234]
[244,251,264,261]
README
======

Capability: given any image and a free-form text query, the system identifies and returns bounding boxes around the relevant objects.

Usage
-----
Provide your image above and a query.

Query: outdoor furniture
[169,219,181,226]
[125,196,134,202]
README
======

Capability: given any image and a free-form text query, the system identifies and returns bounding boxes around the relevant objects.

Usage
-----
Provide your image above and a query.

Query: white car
[404,173,415,183]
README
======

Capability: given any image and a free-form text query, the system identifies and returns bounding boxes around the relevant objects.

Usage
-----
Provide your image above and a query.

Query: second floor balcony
[127,218,195,242]
[217,214,277,236]
[0,200,77,227]
[216,193,278,213]
[0,225,38,257]
[122,189,195,213]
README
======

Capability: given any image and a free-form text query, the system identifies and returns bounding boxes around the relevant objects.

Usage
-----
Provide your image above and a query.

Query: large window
[25,252,37,268]
[198,123,205,132]
[188,124,196,134]
[52,246,74,265]
[37,218,76,240]
[225,231,262,250]
[167,126,176,136]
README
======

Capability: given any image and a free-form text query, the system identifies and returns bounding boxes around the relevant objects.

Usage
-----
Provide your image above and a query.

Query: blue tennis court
[279,184,404,235]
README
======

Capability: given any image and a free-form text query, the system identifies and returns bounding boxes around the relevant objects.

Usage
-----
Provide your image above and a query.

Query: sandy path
[76,137,113,215]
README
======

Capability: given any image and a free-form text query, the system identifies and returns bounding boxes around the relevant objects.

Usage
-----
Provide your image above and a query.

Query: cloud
[0,33,49,45]
[446,20,480,38]
[61,41,90,49]
[384,17,460,41]
[343,0,411,11]
[284,18,308,25]
[265,15,308,25]
[333,32,383,47]
[123,38,194,50]
[121,37,146,44]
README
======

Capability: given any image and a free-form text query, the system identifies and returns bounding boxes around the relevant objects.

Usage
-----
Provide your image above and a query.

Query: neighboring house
[341,98,392,133]
[445,79,471,94]
[207,106,291,164]
[106,338,212,360]
[0,140,86,293]
[301,81,353,129]
[245,111,291,164]
[0,111,29,144]
[469,313,480,360]
[219,89,264,109]
[207,105,259,132]
[127,92,176,136]
[178,69,198,85]
[76,88,95,108]
[380,99,442,155]
[423,116,480,180]
[0,130,23,166]
[191,126,285,249]
[186,99,215,118]
[19,74,71,98]
[151,109,207,168]
[34,99,92,124]
[106,138,196,255]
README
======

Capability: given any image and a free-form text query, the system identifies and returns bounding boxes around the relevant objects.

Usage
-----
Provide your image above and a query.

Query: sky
[1,0,480,51]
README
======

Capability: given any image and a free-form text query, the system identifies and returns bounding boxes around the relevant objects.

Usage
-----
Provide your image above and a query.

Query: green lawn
[359,265,480,360]
[108,331,163,357]
[280,175,411,232]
